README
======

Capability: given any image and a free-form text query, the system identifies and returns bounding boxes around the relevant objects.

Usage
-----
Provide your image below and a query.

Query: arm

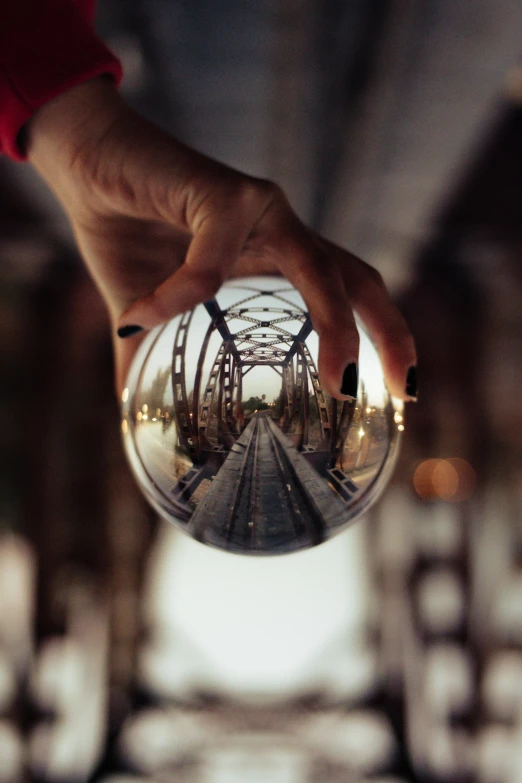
[2,5,417,401]
[0,0,121,159]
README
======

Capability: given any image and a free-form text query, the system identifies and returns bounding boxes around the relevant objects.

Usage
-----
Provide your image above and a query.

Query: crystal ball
[121,277,403,555]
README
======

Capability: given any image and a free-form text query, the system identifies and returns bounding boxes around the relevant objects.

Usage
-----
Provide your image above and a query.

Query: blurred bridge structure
[1,0,522,780]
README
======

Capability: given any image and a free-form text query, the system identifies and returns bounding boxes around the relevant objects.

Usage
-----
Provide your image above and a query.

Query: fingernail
[406,366,418,399]
[117,324,144,339]
[341,362,358,398]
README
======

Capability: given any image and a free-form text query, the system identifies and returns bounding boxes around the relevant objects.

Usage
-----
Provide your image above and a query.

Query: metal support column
[172,310,197,457]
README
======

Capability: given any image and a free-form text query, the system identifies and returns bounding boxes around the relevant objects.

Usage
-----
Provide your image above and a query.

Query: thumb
[116,218,247,333]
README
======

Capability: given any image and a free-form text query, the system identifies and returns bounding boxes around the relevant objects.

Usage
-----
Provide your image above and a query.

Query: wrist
[26,77,128,195]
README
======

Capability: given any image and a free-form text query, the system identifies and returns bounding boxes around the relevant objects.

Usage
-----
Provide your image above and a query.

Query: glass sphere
[121,277,403,555]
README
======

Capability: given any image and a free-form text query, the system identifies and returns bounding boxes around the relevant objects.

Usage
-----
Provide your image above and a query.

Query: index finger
[316,236,417,401]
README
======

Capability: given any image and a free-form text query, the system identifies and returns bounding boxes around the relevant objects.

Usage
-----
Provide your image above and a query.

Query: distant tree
[308,392,319,424]
[243,395,269,414]
[273,391,284,419]
[147,367,171,413]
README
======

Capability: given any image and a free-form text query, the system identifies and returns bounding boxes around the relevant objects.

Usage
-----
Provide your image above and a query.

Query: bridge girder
[173,290,337,463]
[172,309,197,458]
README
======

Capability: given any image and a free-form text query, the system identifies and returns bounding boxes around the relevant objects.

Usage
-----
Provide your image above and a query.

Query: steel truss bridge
[169,285,360,535]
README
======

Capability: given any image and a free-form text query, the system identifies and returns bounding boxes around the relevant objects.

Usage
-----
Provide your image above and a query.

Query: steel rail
[223,416,260,543]
[261,417,323,544]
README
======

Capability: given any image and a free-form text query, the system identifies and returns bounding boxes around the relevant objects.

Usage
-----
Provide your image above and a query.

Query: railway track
[189,414,328,552]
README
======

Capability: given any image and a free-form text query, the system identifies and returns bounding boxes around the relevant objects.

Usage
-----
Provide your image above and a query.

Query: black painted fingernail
[117,325,144,339]
[341,362,358,398]
[406,366,418,398]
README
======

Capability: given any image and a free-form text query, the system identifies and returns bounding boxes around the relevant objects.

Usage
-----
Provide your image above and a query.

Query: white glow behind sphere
[121,277,403,555]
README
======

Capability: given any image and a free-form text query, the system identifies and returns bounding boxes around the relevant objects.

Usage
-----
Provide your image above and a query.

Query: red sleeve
[0,0,123,161]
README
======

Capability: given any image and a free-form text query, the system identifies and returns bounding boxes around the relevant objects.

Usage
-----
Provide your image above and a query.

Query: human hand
[26,78,417,400]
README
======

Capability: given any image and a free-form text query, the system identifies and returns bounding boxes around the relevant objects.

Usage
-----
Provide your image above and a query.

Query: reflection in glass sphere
[121,277,403,555]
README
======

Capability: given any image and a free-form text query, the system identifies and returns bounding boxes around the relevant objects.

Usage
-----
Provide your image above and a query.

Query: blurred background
[1,0,522,780]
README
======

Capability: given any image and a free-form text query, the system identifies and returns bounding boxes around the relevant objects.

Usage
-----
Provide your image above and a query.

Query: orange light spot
[413,459,440,500]
[432,460,459,500]
[413,457,477,502]
[446,458,477,502]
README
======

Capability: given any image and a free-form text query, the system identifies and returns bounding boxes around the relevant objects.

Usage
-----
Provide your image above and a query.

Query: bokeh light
[413,458,477,502]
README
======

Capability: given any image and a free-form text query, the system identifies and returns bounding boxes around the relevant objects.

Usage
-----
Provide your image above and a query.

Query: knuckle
[346,262,389,305]
[312,302,356,339]
[252,177,283,200]
[317,321,359,358]
[234,177,285,214]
